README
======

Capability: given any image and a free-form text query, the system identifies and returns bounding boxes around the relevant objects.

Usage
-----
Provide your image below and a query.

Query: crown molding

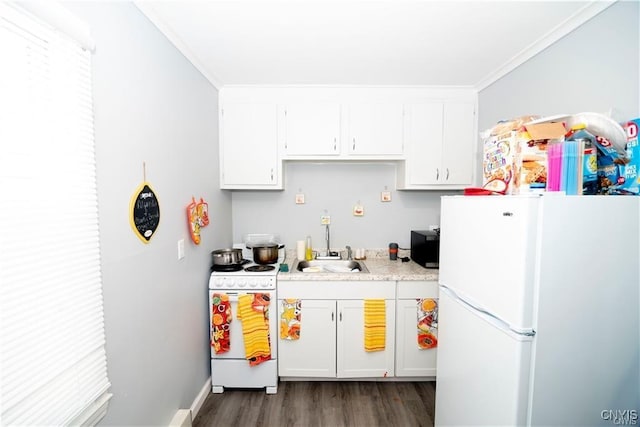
[134,1,223,89]
[475,0,617,91]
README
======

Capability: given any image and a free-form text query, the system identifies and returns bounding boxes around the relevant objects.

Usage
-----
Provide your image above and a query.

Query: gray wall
[479,1,639,139]
[232,162,455,251]
[65,2,231,425]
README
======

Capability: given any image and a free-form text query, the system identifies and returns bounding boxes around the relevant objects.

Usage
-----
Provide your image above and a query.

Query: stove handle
[211,291,273,303]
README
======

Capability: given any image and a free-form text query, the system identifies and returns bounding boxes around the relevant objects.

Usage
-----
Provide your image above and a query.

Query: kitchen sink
[294,260,369,273]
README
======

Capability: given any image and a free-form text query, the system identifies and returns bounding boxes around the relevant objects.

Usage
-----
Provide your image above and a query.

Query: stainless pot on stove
[246,243,284,265]
[211,248,244,266]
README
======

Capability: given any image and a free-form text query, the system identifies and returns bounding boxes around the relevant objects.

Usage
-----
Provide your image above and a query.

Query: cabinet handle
[339,312,342,322]
[331,312,334,321]
[352,137,355,151]
[333,137,337,151]
[270,168,274,182]
[436,168,439,180]
[446,168,449,180]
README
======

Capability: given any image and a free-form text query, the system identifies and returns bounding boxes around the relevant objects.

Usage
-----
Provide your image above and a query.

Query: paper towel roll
[296,240,306,260]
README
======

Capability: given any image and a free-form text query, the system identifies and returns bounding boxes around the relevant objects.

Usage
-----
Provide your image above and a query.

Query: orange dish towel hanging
[211,293,232,354]
[417,298,438,349]
[364,299,386,352]
[237,293,272,366]
[280,299,301,340]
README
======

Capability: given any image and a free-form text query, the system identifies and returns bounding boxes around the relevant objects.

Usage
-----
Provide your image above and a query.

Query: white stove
[207,240,282,394]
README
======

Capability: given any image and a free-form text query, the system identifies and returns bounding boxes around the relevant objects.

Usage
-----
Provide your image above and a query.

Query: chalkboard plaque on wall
[129,182,160,243]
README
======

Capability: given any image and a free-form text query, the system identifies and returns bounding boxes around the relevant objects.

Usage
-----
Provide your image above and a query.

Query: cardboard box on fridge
[598,118,640,195]
[483,121,566,194]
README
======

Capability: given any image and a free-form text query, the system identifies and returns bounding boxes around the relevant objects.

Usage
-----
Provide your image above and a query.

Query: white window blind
[0,3,111,426]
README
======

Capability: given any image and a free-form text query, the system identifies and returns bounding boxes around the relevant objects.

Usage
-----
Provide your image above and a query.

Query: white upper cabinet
[219,102,282,189]
[218,87,477,190]
[346,103,404,157]
[398,97,477,189]
[403,102,445,185]
[280,103,341,156]
[442,102,475,185]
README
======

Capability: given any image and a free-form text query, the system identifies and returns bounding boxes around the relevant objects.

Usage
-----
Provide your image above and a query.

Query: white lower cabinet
[277,299,336,377]
[395,281,439,377]
[337,300,395,378]
[277,281,395,379]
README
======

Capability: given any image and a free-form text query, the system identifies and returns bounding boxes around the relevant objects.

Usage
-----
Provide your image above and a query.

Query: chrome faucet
[316,223,341,260]
[346,245,352,260]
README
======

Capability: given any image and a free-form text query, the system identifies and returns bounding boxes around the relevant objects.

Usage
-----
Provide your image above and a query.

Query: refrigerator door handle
[441,285,536,338]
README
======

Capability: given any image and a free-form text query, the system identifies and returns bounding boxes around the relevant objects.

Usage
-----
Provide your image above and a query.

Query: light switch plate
[381,191,391,202]
[177,239,185,260]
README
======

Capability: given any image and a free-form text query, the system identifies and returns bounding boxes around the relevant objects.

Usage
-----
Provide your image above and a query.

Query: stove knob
[237,278,247,288]
[248,279,257,288]
[215,277,225,287]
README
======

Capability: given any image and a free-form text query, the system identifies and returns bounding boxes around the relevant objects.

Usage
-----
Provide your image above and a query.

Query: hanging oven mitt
[197,197,209,227]
[187,197,200,245]
[211,293,231,354]
[417,298,438,349]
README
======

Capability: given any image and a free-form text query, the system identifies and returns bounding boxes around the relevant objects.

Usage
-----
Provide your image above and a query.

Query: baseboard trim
[190,376,211,419]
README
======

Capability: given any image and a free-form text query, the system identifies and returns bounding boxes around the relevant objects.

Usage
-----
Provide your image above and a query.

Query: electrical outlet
[295,193,305,204]
[321,215,330,225]
[381,191,391,202]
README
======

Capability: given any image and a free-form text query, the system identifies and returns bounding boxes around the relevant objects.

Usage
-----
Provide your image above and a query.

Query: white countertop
[278,249,438,282]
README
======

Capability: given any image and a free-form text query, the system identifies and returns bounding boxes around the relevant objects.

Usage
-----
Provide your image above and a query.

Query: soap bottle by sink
[305,236,313,261]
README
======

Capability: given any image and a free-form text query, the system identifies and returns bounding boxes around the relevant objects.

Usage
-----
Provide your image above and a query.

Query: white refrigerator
[435,194,639,426]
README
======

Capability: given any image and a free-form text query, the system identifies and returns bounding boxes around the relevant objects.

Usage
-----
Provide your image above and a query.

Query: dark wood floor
[193,381,436,427]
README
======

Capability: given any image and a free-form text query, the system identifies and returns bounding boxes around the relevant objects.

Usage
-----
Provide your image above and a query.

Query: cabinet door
[220,103,280,188]
[395,299,437,377]
[400,100,475,188]
[405,103,444,185]
[336,300,395,378]
[347,103,404,156]
[277,299,336,377]
[442,102,475,185]
[281,103,340,156]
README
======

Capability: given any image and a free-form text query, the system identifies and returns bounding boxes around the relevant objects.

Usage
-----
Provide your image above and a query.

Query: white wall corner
[475,0,618,91]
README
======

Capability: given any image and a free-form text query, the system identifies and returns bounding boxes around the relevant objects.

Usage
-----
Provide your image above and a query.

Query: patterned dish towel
[417,298,438,349]
[211,293,231,354]
[364,299,386,352]
[237,293,272,366]
[280,298,301,340]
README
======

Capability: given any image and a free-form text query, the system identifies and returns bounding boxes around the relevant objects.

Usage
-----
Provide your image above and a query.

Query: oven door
[209,290,277,359]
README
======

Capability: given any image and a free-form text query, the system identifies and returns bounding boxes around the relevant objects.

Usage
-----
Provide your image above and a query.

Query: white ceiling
[135,0,615,89]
